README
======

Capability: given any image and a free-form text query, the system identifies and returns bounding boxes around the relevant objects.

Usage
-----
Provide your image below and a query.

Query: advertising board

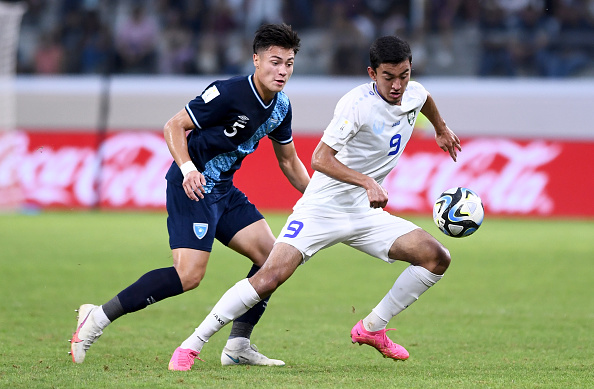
[2,130,591,217]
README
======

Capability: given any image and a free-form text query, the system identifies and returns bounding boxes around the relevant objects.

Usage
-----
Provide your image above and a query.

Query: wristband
[180,161,198,177]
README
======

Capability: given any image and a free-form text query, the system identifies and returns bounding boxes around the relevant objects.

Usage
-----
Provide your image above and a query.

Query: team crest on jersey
[193,223,208,239]
[407,110,416,126]
[225,115,249,137]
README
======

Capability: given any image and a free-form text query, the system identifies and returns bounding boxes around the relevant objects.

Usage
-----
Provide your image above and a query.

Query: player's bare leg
[249,242,303,297]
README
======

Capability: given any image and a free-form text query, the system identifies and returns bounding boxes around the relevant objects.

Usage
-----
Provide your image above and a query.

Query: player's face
[253,46,295,102]
[367,60,411,105]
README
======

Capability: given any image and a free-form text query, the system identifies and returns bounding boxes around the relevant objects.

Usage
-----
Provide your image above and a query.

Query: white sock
[93,306,111,330]
[225,336,250,350]
[371,265,443,327]
[362,311,388,332]
[180,279,261,352]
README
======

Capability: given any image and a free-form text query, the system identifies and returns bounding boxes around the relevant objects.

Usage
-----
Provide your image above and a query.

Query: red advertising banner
[1,130,592,217]
[239,134,594,217]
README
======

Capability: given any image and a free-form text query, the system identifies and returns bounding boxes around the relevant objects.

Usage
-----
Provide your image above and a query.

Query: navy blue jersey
[165,75,293,192]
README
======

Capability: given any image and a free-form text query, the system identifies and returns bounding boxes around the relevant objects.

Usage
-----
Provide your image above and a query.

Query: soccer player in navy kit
[70,24,310,369]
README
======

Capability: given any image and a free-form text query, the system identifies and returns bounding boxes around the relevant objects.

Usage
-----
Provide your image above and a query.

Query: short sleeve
[185,81,229,129]
[321,89,365,152]
[405,81,428,108]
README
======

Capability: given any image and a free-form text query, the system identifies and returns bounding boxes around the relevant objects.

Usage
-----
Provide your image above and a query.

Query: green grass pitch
[0,211,593,388]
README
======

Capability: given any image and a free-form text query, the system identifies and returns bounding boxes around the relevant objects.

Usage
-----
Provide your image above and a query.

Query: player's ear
[253,53,259,69]
[367,66,377,81]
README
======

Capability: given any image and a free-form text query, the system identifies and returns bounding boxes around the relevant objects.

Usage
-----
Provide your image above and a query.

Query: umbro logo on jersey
[224,115,250,137]
[193,223,208,239]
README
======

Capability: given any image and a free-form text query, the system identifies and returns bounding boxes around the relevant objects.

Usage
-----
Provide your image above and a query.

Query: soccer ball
[433,187,484,238]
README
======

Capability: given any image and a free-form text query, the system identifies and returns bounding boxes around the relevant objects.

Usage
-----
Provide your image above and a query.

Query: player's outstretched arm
[420,92,461,162]
[272,141,310,193]
[163,109,206,200]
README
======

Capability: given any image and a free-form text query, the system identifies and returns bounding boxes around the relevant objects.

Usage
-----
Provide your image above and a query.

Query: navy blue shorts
[166,181,264,251]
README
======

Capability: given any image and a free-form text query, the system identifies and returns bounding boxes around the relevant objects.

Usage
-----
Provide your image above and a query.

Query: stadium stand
[10,0,594,77]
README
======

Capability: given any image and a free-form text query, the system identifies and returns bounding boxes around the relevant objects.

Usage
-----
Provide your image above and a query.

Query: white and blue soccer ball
[433,187,484,238]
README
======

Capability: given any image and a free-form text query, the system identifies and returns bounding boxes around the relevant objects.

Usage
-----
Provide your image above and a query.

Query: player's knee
[178,270,205,291]
[437,245,451,270]
[251,271,283,298]
[255,277,280,298]
[428,243,450,275]
[412,238,450,275]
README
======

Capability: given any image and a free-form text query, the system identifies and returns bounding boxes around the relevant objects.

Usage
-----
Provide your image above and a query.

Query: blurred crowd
[10,0,594,77]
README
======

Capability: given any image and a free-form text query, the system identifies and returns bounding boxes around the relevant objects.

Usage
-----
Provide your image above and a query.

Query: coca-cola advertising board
[1,130,592,217]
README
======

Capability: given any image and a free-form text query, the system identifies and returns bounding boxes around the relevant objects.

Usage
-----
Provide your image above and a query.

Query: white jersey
[295,80,428,213]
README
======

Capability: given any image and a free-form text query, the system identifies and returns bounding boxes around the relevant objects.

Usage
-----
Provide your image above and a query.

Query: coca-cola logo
[0,131,173,208]
[384,139,561,214]
[99,133,173,207]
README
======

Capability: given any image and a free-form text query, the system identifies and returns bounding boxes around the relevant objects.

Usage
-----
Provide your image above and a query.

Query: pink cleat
[168,347,203,371]
[350,320,409,360]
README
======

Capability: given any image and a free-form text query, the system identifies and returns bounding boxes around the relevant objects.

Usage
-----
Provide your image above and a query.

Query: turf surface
[0,211,592,388]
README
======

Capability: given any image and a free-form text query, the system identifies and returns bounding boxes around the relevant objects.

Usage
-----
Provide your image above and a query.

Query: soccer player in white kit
[169,35,462,368]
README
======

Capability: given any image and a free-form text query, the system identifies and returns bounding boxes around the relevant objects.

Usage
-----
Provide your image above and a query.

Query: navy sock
[230,265,270,338]
[115,267,184,315]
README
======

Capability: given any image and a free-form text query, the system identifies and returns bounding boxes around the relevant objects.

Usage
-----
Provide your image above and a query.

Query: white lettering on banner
[74,152,100,206]
[0,132,26,207]
[100,133,172,206]
[24,146,95,204]
[0,132,173,207]
[384,139,561,214]
[0,132,26,186]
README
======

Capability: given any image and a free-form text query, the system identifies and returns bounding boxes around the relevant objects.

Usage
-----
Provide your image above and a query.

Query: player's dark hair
[253,23,300,55]
[369,36,412,70]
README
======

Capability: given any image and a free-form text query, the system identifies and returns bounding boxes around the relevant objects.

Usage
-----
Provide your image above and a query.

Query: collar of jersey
[374,82,407,107]
[373,82,390,104]
[248,75,276,109]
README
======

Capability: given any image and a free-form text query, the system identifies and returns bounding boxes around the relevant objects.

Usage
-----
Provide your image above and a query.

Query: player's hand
[435,126,462,162]
[365,178,388,209]
[183,170,206,201]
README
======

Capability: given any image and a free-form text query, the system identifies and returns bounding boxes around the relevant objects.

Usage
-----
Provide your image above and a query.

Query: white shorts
[275,206,420,263]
